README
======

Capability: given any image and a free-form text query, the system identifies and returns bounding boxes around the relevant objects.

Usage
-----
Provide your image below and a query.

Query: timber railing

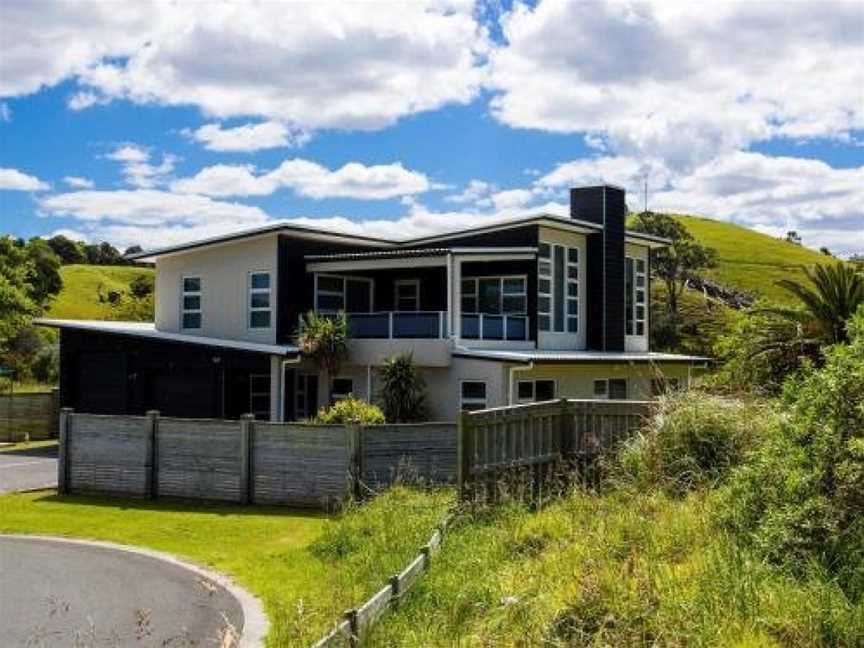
[457,399,652,502]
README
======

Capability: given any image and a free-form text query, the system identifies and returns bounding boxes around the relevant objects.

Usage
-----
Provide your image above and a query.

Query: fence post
[239,414,254,505]
[343,608,358,647]
[145,410,160,499]
[389,574,401,610]
[457,410,472,502]
[57,407,73,494]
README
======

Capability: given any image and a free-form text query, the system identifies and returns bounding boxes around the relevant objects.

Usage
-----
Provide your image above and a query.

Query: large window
[249,271,271,329]
[594,378,628,400]
[517,379,556,403]
[538,243,578,333]
[181,276,202,330]
[249,374,271,420]
[315,275,372,313]
[625,257,647,336]
[461,276,526,314]
[460,381,487,411]
[394,279,420,311]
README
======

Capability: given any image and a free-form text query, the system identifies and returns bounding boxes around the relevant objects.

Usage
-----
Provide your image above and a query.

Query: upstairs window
[315,275,372,313]
[249,272,271,329]
[181,276,201,330]
[625,257,647,336]
[461,277,526,314]
[538,243,578,333]
[395,279,420,311]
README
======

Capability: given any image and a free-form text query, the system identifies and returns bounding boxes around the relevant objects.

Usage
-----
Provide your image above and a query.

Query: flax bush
[314,396,385,425]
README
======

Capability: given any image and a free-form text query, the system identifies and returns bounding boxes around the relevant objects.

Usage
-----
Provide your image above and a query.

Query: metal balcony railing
[347,311,447,339]
[460,313,528,341]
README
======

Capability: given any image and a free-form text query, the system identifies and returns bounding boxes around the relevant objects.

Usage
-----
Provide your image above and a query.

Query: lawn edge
[0,533,269,648]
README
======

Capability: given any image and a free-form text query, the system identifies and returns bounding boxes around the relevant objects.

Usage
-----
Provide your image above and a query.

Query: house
[38,185,706,422]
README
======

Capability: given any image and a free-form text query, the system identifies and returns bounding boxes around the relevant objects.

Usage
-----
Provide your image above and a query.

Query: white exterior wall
[625,242,650,352]
[155,234,279,344]
[537,226,588,350]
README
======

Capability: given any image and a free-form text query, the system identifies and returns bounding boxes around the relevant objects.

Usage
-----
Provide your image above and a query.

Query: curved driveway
[0,536,256,647]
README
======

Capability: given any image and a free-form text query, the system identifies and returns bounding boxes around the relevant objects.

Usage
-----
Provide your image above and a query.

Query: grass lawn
[0,381,56,394]
[0,487,452,647]
[47,264,154,320]
[0,439,57,452]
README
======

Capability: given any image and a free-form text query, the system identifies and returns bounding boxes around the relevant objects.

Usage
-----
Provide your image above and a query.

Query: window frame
[394,279,420,312]
[625,256,647,337]
[180,275,202,331]
[249,373,271,420]
[516,379,557,403]
[538,243,579,333]
[314,273,374,314]
[460,380,488,411]
[460,275,527,315]
[248,270,272,329]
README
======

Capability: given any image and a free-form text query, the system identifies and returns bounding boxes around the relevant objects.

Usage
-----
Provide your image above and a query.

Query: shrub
[314,396,385,425]
[718,305,864,598]
[609,391,768,496]
[377,352,428,422]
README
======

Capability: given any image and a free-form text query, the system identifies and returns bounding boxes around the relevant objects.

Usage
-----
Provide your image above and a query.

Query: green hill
[47,264,154,320]
[671,215,830,303]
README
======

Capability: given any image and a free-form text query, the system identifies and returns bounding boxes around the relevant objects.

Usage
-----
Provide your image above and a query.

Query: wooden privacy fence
[0,389,59,442]
[457,399,651,501]
[58,409,456,510]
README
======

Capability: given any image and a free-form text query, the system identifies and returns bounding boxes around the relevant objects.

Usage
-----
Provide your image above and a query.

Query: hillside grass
[371,491,864,646]
[0,487,452,646]
[47,264,154,320]
[671,215,830,303]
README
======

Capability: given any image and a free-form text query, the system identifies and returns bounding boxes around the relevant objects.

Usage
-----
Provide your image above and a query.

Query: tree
[0,238,40,356]
[765,262,864,345]
[24,238,62,304]
[46,235,85,265]
[295,311,349,402]
[124,245,143,258]
[785,231,802,246]
[629,212,717,344]
[377,353,428,422]
[820,246,832,256]
[129,274,154,299]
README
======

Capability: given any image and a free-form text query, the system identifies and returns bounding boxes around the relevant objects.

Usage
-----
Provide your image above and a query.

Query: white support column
[453,257,462,340]
[446,253,454,338]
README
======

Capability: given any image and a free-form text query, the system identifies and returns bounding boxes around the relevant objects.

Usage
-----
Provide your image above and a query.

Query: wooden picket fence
[457,399,651,502]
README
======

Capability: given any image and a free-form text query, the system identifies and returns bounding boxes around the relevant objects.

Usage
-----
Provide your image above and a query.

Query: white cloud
[2,1,487,133]
[45,228,89,243]
[105,144,176,189]
[63,176,94,189]
[0,167,49,191]
[171,159,431,200]
[185,121,310,152]
[488,0,864,169]
[445,179,496,206]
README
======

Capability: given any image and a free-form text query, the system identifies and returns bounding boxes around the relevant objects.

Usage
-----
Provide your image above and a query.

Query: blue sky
[1,0,862,256]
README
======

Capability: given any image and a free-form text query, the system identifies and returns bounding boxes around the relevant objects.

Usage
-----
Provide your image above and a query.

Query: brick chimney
[570,186,626,351]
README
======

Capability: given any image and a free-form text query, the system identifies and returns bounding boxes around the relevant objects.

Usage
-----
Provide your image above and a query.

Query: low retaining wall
[0,389,59,442]
[58,409,457,510]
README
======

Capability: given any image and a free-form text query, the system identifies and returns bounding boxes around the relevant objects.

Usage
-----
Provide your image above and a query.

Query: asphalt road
[0,536,245,647]
[0,445,58,494]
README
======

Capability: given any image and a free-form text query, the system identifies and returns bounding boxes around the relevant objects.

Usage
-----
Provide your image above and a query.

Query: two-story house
[39,185,706,422]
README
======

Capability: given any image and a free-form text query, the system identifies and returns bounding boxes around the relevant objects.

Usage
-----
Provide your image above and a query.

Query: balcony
[460,313,528,341]
[347,311,447,339]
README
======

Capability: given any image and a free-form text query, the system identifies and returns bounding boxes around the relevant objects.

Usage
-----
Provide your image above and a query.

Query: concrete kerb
[0,533,269,648]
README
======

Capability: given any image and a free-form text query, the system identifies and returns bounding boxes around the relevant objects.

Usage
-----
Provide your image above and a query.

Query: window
[538,243,578,333]
[651,377,680,396]
[315,275,372,313]
[517,379,556,403]
[395,279,420,311]
[249,374,271,420]
[460,381,487,411]
[460,276,526,314]
[181,276,202,330]
[249,272,271,329]
[625,257,647,336]
[594,378,628,400]
[331,378,354,402]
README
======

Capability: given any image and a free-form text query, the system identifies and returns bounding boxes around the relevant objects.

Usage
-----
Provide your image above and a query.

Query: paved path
[0,445,58,494]
[0,536,246,647]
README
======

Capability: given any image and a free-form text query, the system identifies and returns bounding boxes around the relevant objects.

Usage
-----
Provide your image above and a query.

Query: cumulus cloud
[184,121,310,152]
[105,144,176,189]
[0,167,49,191]
[2,1,487,133]
[488,0,864,169]
[171,159,431,200]
[63,176,94,189]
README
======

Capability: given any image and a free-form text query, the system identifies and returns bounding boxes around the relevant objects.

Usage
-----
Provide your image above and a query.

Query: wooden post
[389,574,401,610]
[145,410,160,499]
[239,414,254,505]
[57,407,73,495]
[457,410,472,502]
[343,608,358,647]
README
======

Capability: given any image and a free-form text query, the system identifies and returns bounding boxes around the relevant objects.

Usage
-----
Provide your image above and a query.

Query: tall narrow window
[566,248,579,333]
[537,243,552,331]
[626,257,646,336]
[181,277,201,330]
[249,272,271,328]
[538,243,578,334]
[249,374,271,420]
